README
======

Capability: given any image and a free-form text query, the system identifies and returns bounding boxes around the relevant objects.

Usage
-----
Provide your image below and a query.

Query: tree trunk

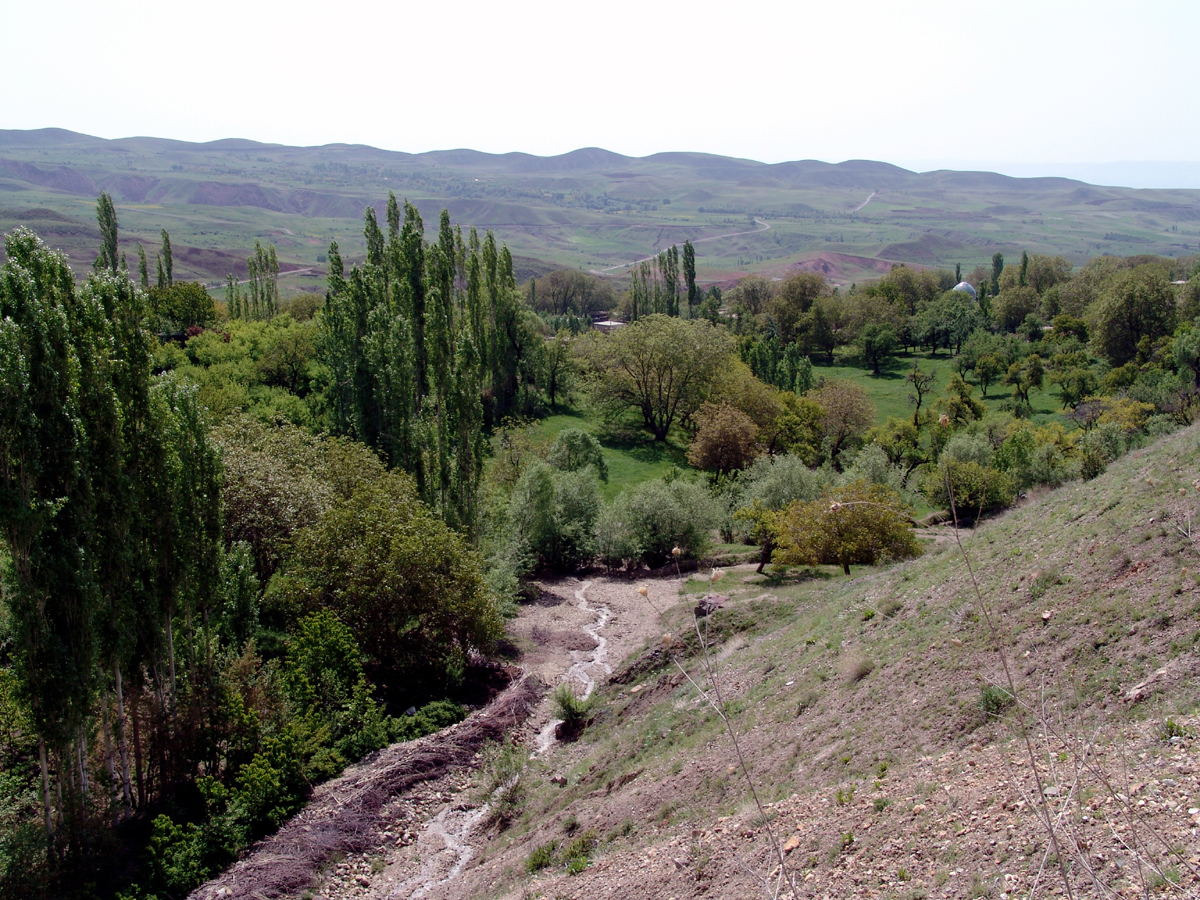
[78,731,89,807]
[114,661,133,816]
[100,680,117,822]
[131,690,145,809]
[39,736,54,851]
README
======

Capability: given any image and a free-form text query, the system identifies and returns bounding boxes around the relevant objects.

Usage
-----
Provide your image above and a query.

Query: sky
[5,0,1200,187]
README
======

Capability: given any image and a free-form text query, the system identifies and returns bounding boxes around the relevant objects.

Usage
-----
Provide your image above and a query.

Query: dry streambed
[190,575,674,900]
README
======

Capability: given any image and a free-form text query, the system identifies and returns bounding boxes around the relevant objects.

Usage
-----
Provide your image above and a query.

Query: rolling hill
[2,128,1200,293]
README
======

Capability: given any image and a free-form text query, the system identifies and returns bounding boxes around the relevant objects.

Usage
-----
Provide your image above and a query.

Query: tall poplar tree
[683,239,697,315]
[161,229,174,286]
[95,192,119,273]
[138,243,150,288]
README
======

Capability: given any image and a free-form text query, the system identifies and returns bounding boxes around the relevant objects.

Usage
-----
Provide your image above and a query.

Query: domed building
[951,281,978,301]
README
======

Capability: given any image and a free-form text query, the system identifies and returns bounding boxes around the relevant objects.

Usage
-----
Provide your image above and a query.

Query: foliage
[274,472,503,692]
[810,379,875,463]
[979,685,1015,719]
[212,414,385,582]
[770,480,921,575]
[147,282,217,332]
[596,477,719,567]
[552,683,590,730]
[686,403,762,474]
[1092,266,1177,365]
[857,323,898,375]
[320,204,524,529]
[578,314,734,440]
[506,461,602,574]
[546,427,608,481]
[921,459,1017,514]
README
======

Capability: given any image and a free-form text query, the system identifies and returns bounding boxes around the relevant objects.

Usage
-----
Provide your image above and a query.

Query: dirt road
[592,219,771,274]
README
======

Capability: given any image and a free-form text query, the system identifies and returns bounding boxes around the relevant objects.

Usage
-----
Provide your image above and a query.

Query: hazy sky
[6,0,1199,186]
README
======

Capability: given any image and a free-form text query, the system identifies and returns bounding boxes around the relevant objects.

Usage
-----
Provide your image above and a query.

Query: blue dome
[952,281,978,300]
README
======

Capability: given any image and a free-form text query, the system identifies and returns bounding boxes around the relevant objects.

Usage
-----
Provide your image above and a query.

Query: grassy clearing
[813,349,1064,426]
[527,407,694,500]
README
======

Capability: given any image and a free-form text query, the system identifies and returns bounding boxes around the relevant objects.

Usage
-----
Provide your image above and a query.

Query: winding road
[592,218,771,274]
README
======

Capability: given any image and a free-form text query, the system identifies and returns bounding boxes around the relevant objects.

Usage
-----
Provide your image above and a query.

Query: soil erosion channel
[307,575,672,900]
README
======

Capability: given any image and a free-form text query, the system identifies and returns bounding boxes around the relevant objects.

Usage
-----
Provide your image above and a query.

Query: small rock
[695,594,728,617]
[783,835,801,853]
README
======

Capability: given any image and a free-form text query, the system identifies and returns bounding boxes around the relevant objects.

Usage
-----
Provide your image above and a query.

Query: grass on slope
[494,422,1200,887]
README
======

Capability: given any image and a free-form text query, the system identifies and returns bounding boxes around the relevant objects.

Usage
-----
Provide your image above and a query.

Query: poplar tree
[138,243,150,288]
[96,192,119,273]
[683,239,697,315]
[161,229,173,286]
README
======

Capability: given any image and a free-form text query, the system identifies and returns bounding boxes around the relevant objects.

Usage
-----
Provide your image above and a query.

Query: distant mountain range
[2,128,1198,289]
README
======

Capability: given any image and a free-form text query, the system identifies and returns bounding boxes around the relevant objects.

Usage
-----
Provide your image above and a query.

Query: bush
[941,431,994,469]
[553,683,590,730]
[597,478,720,567]
[507,460,602,573]
[837,443,908,497]
[921,459,1017,514]
[273,472,503,693]
[771,480,922,576]
[979,684,1015,719]
[1078,423,1125,480]
[526,841,558,873]
[546,428,608,481]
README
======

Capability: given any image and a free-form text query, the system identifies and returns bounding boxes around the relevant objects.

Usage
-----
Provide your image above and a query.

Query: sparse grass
[495,423,1200,899]
[978,684,1015,719]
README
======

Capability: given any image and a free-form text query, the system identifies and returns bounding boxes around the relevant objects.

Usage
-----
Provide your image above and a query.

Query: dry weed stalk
[641,571,798,900]
[945,476,1199,898]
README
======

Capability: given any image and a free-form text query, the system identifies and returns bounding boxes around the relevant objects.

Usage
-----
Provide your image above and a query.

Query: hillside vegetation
[3,129,1200,287]
[3,180,1200,900]
[438,423,1200,900]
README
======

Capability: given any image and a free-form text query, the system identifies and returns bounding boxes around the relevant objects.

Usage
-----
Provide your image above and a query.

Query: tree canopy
[578,314,734,440]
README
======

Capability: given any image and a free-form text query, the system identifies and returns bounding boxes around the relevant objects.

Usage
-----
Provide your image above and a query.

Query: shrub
[546,428,608,481]
[942,432,994,469]
[553,683,590,730]
[1078,423,1125,480]
[526,841,558,873]
[597,478,719,567]
[838,443,908,496]
[921,459,1017,515]
[771,480,922,576]
[507,461,602,573]
[979,684,1015,719]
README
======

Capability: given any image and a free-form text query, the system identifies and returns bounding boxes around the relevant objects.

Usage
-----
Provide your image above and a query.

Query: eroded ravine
[214,575,672,900]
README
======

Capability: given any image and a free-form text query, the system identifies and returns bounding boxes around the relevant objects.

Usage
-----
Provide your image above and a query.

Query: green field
[3,128,1199,292]
[526,408,693,501]
[813,349,1063,427]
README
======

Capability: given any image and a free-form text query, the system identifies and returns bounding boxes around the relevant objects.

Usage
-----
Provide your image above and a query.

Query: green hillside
[2,128,1199,289]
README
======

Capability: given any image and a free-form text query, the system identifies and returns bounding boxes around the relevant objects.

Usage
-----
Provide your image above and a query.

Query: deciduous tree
[770,480,921,575]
